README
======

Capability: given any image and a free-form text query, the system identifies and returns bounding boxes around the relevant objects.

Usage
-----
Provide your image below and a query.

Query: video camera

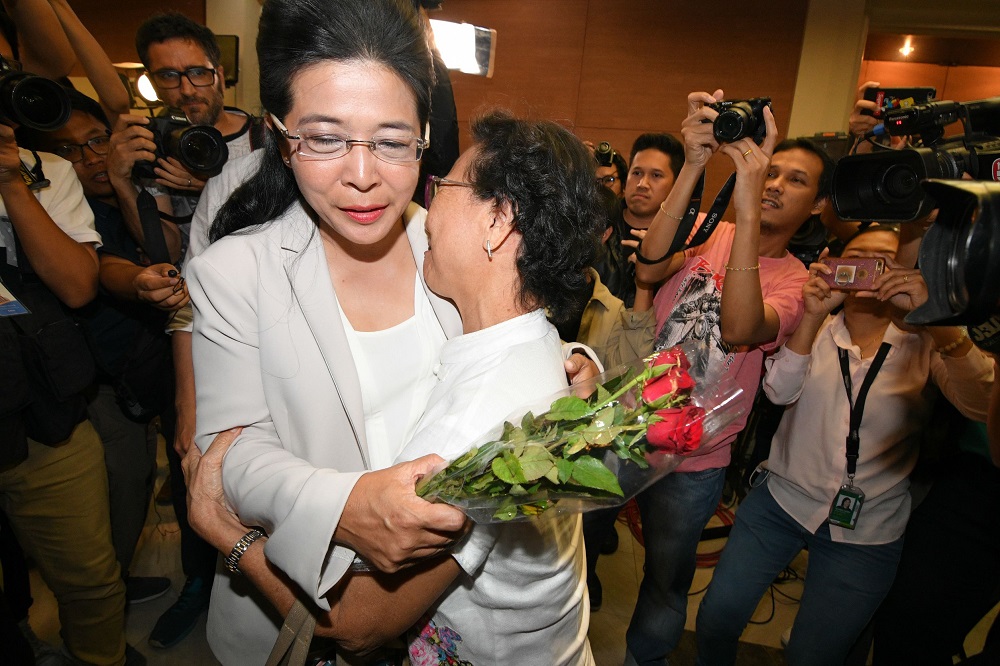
[904,180,1000,353]
[593,141,617,168]
[708,97,771,144]
[0,57,70,131]
[132,109,229,180]
[831,96,1000,221]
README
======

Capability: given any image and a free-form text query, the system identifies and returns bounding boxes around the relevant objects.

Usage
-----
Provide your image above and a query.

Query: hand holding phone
[820,257,885,291]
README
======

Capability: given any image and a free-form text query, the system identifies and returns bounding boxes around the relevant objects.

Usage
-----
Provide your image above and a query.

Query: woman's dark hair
[211,0,434,243]
[136,12,222,69]
[830,223,900,257]
[467,109,603,323]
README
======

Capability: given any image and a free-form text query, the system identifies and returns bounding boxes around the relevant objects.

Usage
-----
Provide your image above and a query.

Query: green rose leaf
[547,396,593,421]
[555,457,574,483]
[569,456,624,496]
[518,445,555,482]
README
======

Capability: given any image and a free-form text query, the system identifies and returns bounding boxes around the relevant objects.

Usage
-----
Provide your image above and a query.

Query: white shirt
[763,313,994,544]
[398,310,594,666]
[338,277,446,470]
[0,149,99,267]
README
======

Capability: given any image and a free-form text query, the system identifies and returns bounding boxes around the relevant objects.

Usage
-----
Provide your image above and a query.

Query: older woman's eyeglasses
[53,134,111,163]
[424,175,474,208]
[151,67,217,89]
[270,114,428,164]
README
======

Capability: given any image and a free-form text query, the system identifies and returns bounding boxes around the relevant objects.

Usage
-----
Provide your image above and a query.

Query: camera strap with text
[634,172,736,265]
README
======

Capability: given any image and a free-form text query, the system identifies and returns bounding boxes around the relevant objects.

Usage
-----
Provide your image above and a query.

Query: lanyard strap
[666,172,737,257]
[837,341,892,478]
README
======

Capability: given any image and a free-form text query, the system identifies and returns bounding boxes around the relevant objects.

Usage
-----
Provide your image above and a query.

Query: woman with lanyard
[692,226,994,666]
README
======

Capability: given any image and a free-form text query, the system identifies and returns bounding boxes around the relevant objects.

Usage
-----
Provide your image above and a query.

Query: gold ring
[904,274,909,282]
[742,148,753,158]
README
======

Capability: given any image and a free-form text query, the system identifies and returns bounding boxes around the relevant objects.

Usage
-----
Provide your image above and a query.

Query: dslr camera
[831,96,1000,222]
[708,97,771,144]
[132,109,229,180]
[0,57,70,131]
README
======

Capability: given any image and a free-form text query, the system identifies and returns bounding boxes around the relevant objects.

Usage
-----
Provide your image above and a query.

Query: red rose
[651,348,691,371]
[647,405,704,454]
[641,366,695,404]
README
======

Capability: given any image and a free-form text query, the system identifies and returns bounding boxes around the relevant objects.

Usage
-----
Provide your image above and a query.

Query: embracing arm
[186,428,462,654]
[187,252,466,604]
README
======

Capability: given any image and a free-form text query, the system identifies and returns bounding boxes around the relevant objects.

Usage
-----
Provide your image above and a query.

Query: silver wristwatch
[225,528,266,574]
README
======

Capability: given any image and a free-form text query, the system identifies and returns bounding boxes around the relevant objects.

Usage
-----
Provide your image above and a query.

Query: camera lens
[0,72,71,131]
[876,164,920,203]
[714,108,750,143]
[176,126,228,175]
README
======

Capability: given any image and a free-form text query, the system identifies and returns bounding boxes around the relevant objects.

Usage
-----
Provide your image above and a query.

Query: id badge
[0,277,29,317]
[827,485,865,530]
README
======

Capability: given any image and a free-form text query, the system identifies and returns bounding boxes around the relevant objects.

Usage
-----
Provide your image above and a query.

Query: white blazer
[187,200,462,663]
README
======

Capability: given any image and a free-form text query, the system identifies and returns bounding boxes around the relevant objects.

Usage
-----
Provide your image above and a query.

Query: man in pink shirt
[625,90,834,666]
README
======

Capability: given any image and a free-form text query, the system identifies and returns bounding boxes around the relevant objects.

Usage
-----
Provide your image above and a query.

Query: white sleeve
[187,249,363,606]
[37,154,100,246]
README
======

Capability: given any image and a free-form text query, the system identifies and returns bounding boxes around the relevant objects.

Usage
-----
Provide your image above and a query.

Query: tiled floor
[23,444,1000,665]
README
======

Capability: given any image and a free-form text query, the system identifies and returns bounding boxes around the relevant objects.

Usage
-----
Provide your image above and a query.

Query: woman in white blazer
[184,0,594,662]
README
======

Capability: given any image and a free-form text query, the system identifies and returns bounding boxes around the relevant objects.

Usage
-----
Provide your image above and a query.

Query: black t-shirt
[78,198,167,376]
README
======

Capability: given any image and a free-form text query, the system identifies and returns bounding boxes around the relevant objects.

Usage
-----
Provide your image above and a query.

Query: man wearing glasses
[107,12,260,258]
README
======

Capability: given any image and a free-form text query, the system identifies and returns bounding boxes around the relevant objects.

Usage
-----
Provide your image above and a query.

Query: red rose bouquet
[416,343,744,522]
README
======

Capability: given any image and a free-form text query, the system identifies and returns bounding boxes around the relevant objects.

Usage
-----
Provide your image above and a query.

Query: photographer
[693,227,993,666]
[21,88,190,611]
[621,89,832,665]
[109,12,262,261]
[0,19,128,666]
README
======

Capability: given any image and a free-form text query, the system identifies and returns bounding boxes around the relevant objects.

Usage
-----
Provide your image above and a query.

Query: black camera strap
[837,342,891,480]
[136,187,173,266]
[634,172,737,266]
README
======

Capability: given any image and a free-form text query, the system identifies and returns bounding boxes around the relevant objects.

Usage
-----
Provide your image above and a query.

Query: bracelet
[225,527,266,575]
[724,263,761,272]
[935,328,968,354]
[659,201,684,221]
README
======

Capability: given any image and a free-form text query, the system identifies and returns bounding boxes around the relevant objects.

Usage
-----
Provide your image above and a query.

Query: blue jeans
[625,466,726,666]
[695,482,904,666]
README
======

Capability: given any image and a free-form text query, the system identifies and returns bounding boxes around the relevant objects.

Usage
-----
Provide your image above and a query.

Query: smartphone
[820,258,885,290]
[862,87,936,119]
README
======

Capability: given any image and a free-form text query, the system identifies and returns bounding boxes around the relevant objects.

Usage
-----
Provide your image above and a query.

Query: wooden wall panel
[860,60,1000,104]
[69,0,205,71]
[437,0,810,215]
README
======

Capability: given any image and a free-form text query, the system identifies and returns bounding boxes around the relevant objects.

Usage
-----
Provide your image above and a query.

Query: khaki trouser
[0,419,126,665]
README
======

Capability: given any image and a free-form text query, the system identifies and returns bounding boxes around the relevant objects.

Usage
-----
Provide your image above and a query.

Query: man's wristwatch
[225,528,266,575]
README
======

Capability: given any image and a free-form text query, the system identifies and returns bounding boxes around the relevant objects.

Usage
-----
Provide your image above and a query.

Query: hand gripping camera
[132,109,229,180]
[708,97,772,144]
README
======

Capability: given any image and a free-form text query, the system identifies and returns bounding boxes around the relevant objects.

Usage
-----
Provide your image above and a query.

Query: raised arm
[635,90,725,286]
[47,0,130,120]
[1,0,74,78]
[0,127,97,307]
[716,106,784,346]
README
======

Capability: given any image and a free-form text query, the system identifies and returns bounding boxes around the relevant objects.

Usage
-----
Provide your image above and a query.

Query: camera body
[0,58,70,131]
[708,97,771,144]
[594,141,616,167]
[832,96,1000,222]
[820,257,884,291]
[132,110,229,180]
